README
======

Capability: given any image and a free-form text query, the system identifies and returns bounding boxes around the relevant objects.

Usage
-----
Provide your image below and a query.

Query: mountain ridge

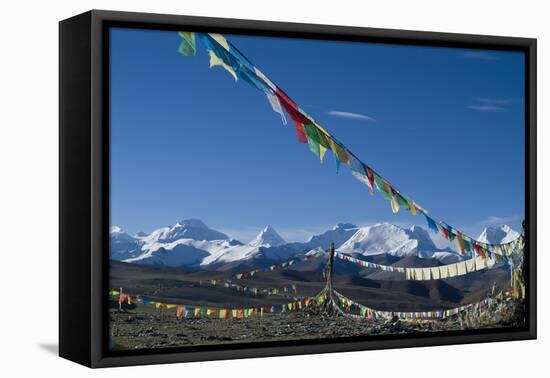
[110,219,519,270]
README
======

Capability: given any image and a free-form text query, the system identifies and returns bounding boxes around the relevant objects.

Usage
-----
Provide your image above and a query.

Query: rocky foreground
[110,297,525,351]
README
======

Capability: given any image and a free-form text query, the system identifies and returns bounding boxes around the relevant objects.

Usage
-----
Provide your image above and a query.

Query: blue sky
[110,28,525,243]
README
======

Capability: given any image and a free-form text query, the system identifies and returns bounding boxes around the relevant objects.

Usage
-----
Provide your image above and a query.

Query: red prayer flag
[473,242,481,256]
[293,122,308,143]
[118,294,128,305]
[275,89,311,144]
[456,233,466,255]
[176,305,184,318]
[440,224,449,240]
[365,166,375,195]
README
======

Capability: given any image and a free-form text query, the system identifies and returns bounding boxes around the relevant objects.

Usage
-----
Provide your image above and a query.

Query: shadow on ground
[38,343,58,356]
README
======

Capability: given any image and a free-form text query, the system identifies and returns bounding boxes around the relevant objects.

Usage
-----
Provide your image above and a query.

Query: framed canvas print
[59,10,537,368]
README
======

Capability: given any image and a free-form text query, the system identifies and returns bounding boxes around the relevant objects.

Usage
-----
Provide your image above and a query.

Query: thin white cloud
[462,51,499,61]
[467,104,504,112]
[468,97,522,112]
[328,110,375,122]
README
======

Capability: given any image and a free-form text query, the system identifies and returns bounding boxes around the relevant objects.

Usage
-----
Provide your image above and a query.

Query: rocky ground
[110,297,525,351]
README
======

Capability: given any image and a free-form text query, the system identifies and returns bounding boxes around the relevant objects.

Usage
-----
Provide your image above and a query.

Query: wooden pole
[119,287,123,311]
[329,242,335,287]
[321,242,338,315]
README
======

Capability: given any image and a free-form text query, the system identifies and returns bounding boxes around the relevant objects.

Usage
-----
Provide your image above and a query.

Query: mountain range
[110,219,519,271]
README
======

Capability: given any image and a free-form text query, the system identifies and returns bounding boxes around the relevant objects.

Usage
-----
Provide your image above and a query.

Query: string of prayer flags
[336,252,406,273]
[336,249,517,280]
[177,31,524,259]
[403,256,496,281]
[234,254,320,279]
[111,288,318,320]
[202,279,298,297]
[333,288,504,321]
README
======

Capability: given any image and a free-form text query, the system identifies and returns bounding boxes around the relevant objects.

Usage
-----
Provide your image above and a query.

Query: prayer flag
[365,167,375,195]
[383,183,400,213]
[456,232,466,255]
[176,305,185,318]
[440,224,449,240]
[409,201,417,215]
[424,214,439,232]
[266,91,287,125]
[208,50,238,81]
[349,153,364,173]
[178,32,196,56]
[303,123,322,158]
[118,294,128,305]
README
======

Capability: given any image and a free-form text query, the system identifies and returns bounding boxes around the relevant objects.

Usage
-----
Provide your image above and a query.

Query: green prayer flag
[315,126,331,150]
[303,124,321,157]
[373,173,392,201]
[448,229,456,242]
[395,192,410,211]
[178,32,196,56]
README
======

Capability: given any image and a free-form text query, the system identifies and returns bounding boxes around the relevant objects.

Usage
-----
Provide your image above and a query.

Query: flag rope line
[331,286,516,320]
[110,282,520,321]
[110,288,323,319]
[335,234,524,280]
[233,253,322,279]
[199,279,297,297]
[176,32,524,262]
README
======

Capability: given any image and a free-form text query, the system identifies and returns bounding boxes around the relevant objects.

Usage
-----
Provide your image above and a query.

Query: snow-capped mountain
[140,218,230,244]
[111,219,514,269]
[109,226,141,261]
[431,251,463,264]
[305,223,358,249]
[337,223,440,258]
[249,226,285,247]
[478,225,520,244]
[115,220,296,268]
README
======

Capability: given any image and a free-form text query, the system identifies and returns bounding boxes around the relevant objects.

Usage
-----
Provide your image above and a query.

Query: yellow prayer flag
[382,182,400,213]
[315,123,332,138]
[208,50,237,81]
[319,144,327,162]
[410,202,417,216]
[390,197,400,213]
[208,33,230,51]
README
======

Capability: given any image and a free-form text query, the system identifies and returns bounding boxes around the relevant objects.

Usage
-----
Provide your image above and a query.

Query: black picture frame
[59,9,537,368]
